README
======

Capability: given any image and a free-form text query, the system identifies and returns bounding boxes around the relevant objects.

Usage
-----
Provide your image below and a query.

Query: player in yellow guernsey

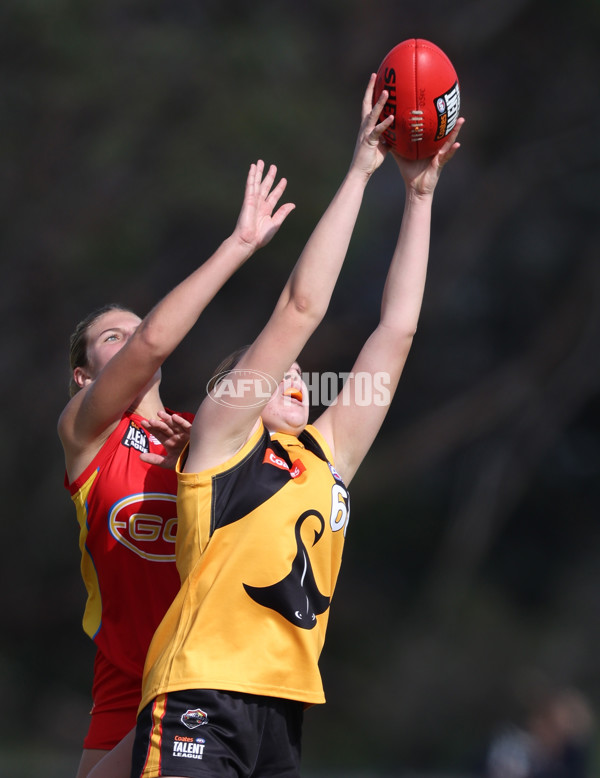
[144,419,348,709]
[132,76,464,777]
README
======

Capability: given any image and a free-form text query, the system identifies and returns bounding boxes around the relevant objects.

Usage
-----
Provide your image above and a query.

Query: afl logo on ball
[108,493,178,561]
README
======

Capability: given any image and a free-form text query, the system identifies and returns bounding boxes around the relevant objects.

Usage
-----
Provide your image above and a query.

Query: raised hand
[348,73,395,179]
[393,116,465,196]
[234,161,296,252]
[139,411,193,469]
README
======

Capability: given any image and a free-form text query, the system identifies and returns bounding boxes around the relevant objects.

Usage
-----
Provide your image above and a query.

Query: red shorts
[83,649,142,750]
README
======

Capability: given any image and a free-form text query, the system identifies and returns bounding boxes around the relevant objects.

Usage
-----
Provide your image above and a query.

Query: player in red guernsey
[58,161,294,778]
[65,407,194,746]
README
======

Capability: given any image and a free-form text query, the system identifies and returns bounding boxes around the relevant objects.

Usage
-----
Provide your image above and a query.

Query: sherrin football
[374,38,461,160]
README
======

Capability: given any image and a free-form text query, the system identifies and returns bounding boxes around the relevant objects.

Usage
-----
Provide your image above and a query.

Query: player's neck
[129,385,165,420]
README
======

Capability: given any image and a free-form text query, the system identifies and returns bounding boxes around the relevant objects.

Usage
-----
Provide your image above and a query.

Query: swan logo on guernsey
[108,493,177,561]
[173,735,206,760]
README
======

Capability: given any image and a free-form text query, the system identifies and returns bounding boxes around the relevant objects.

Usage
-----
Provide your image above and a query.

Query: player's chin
[263,406,306,435]
[285,410,309,432]
[286,410,310,435]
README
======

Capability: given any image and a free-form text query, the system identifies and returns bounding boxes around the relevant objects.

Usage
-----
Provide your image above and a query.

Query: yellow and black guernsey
[139,420,350,711]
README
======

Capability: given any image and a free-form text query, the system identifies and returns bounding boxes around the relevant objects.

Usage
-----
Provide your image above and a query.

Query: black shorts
[131,689,304,777]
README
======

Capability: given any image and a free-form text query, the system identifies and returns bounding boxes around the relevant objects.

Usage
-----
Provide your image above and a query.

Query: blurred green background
[2,0,600,775]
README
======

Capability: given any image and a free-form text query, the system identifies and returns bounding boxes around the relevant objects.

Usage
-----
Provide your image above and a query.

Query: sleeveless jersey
[140,421,350,711]
[66,410,192,682]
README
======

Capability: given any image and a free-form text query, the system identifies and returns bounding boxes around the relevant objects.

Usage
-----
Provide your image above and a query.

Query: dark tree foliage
[1,0,599,774]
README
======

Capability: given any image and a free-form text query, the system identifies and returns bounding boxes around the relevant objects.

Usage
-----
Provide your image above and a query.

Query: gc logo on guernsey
[109,492,178,561]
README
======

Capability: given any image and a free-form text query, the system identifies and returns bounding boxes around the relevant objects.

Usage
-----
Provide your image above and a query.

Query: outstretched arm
[313,117,465,484]
[184,75,395,473]
[275,76,393,331]
[59,162,294,459]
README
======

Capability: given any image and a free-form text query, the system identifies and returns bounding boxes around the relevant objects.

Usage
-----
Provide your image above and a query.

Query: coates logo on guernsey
[108,493,177,561]
[263,448,306,478]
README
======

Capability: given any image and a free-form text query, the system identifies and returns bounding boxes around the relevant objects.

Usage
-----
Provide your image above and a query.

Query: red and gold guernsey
[66,410,192,683]
[140,421,350,711]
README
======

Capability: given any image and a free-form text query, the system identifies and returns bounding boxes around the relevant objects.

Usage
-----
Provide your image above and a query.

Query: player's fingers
[373,112,394,135]
[436,118,465,164]
[169,413,192,430]
[251,160,265,195]
[139,453,166,466]
[243,162,259,201]
[270,202,296,228]
[441,117,465,152]
[265,175,288,207]
[260,164,278,198]
[369,88,389,128]
[361,73,377,116]
[140,417,166,431]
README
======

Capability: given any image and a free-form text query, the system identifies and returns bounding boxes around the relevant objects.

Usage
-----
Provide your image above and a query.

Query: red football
[373,38,461,160]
